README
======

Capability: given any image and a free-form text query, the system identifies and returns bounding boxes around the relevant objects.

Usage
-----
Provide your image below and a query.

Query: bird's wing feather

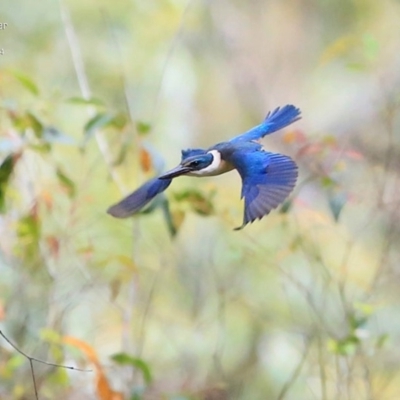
[229,105,301,144]
[107,177,172,218]
[220,142,298,229]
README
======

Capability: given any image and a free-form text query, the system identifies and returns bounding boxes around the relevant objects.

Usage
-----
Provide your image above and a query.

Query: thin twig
[150,0,195,125]
[29,359,39,400]
[59,0,126,193]
[0,330,92,400]
[0,330,91,372]
[98,15,141,378]
[317,335,327,400]
[277,336,313,400]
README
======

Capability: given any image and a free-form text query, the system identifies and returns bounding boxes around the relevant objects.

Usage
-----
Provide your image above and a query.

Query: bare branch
[0,330,92,400]
[277,337,313,400]
[59,0,126,193]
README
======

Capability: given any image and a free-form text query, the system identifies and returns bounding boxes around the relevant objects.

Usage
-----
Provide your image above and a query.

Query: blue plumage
[107,104,301,229]
[211,140,298,229]
[181,148,207,161]
[107,177,172,218]
[230,105,301,143]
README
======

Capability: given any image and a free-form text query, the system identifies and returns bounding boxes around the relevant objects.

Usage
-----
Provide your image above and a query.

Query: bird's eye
[190,160,200,167]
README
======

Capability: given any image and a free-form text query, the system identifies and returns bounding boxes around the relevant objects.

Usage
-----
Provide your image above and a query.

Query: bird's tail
[230,105,301,143]
[263,105,301,133]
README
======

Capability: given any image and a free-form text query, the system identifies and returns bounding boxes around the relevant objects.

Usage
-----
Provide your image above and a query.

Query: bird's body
[108,105,301,229]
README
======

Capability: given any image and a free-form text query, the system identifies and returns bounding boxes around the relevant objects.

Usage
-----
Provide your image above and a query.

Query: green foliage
[14,209,41,261]
[328,302,386,357]
[66,96,105,107]
[46,368,70,387]
[84,112,129,142]
[136,121,152,135]
[173,188,215,216]
[84,113,115,139]
[0,154,19,212]
[328,336,359,356]
[56,167,76,198]
[11,71,40,96]
[111,353,152,385]
[280,198,294,214]
[9,110,44,139]
[2,354,25,379]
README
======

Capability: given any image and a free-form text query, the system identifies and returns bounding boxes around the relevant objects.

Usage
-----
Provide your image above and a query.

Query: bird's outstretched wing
[107,177,172,218]
[229,105,301,144]
[220,142,298,229]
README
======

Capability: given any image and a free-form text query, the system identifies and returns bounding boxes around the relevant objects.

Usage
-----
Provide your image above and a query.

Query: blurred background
[1,0,400,399]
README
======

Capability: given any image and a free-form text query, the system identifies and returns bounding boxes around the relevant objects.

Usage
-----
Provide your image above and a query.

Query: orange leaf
[282,129,307,144]
[46,235,60,258]
[39,189,53,210]
[63,336,100,365]
[139,147,152,173]
[319,35,356,66]
[76,245,94,261]
[63,336,124,400]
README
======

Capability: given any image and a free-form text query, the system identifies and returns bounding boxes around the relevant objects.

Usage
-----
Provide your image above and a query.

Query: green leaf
[16,214,40,241]
[110,112,128,130]
[349,314,368,331]
[47,368,69,387]
[56,167,76,198]
[11,71,39,96]
[363,33,379,61]
[84,113,114,139]
[14,210,41,261]
[5,354,25,376]
[26,112,44,139]
[346,62,366,71]
[133,189,178,236]
[67,96,105,107]
[160,196,177,236]
[112,143,130,166]
[9,110,44,138]
[29,143,51,153]
[174,188,215,216]
[327,336,359,356]
[84,112,129,138]
[0,154,20,213]
[0,155,16,185]
[111,353,152,385]
[320,176,337,188]
[376,333,389,349]
[280,198,293,214]
[136,121,151,135]
[353,302,374,317]
[40,328,62,343]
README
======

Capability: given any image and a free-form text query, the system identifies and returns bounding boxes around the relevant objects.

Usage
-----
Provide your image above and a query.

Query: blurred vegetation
[1,0,400,399]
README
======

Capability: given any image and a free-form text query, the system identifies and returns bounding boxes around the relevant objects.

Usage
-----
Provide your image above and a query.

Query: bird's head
[159,152,214,179]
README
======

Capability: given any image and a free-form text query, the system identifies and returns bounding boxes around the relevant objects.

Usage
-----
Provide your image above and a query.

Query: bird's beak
[159,165,191,179]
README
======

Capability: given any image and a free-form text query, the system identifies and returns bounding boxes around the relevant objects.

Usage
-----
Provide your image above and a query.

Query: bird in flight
[107,105,301,230]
